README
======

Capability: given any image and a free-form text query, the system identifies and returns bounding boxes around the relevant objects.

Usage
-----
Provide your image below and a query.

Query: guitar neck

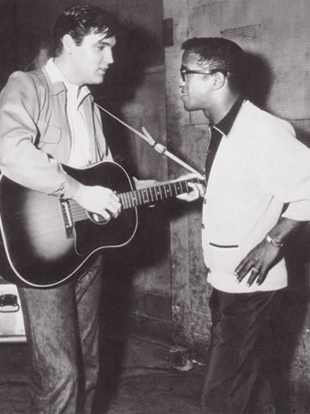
[119,177,204,210]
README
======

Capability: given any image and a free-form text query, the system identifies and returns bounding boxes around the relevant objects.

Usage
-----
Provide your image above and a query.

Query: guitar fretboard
[119,178,204,210]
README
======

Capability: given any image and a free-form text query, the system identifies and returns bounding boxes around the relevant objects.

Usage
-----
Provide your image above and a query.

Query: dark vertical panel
[0,1,17,88]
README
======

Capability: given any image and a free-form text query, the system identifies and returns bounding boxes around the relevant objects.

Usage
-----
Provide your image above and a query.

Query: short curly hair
[182,37,248,93]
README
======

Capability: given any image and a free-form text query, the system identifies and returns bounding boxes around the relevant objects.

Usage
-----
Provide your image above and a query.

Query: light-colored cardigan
[202,100,310,293]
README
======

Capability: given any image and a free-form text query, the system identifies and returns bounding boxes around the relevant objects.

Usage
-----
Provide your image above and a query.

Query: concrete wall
[164,0,310,407]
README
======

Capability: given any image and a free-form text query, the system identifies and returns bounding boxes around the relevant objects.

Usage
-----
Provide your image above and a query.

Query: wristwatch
[265,234,284,248]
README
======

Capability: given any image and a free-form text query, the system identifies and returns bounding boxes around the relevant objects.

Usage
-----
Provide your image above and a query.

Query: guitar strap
[97,104,202,175]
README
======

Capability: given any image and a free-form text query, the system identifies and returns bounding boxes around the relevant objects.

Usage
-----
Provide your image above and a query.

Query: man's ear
[212,72,226,90]
[62,34,76,53]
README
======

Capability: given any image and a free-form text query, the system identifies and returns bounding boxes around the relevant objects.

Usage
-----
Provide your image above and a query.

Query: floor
[0,335,204,414]
[2,335,310,413]
[1,272,310,414]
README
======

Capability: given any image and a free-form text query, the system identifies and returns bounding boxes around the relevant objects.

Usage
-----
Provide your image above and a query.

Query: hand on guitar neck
[71,171,204,222]
[134,173,205,204]
[174,172,206,202]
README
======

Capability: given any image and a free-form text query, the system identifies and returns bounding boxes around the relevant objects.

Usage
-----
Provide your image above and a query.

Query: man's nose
[104,49,114,65]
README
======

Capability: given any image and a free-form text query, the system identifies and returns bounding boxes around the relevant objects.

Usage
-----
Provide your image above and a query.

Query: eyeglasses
[180,67,227,82]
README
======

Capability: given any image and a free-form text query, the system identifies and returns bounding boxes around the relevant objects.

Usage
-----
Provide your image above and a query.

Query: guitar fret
[157,186,161,200]
[154,187,159,201]
[137,190,142,206]
[140,189,146,204]
[125,192,132,209]
[119,176,204,210]
[163,184,168,198]
[146,187,152,203]
[126,192,131,208]
[139,190,144,205]
[130,192,136,208]
[121,194,128,209]
[145,188,150,203]
[173,182,178,196]
[120,193,126,209]
[165,184,171,198]
[119,194,124,209]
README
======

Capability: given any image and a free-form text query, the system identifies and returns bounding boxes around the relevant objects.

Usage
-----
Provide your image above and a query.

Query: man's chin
[182,101,191,111]
[89,76,104,85]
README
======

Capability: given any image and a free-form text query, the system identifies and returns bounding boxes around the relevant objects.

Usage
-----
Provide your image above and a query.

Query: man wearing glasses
[179,37,310,413]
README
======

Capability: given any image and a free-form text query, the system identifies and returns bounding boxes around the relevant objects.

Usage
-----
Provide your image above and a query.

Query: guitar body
[0,161,138,288]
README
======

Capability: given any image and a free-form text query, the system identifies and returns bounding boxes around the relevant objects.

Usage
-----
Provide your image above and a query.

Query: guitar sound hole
[88,212,111,225]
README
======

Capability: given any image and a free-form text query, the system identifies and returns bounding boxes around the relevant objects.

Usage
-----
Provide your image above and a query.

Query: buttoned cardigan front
[202,100,310,293]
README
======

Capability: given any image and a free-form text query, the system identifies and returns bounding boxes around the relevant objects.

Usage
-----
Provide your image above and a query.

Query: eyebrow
[97,37,116,47]
[97,40,111,45]
[181,64,200,70]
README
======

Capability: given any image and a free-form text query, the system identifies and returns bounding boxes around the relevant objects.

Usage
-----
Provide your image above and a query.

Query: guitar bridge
[60,199,74,239]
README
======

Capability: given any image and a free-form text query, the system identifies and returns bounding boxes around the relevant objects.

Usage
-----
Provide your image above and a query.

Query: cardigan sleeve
[253,119,310,221]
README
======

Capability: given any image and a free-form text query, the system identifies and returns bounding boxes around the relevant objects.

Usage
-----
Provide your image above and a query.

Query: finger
[103,202,122,219]
[97,210,111,223]
[246,267,260,286]
[234,260,246,276]
[107,195,121,209]
[256,271,268,286]
[110,193,121,204]
[188,183,205,199]
[110,200,122,212]
[105,205,120,219]
[199,184,206,197]
[192,183,205,197]
[235,262,253,283]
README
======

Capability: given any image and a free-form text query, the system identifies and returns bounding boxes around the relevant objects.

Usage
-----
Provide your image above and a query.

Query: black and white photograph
[0,1,309,413]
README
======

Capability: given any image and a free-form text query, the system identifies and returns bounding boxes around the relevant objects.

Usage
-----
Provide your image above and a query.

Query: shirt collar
[45,58,90,102]
[214,97,244,137]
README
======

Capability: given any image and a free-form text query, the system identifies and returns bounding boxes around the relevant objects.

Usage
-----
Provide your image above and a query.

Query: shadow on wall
[95,17,171,267]
[244,52,310,413]
[94,19,163,175]
[244,52,273,108]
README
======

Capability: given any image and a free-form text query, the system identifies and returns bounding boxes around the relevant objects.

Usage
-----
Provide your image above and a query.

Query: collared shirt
[202,100,310,293]
[45,58,92,167]
[205,98,244,184]
[213,97,244,136]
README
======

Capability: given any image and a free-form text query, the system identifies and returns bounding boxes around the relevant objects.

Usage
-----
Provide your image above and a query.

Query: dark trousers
[201,288,283,414]
[18,256,103,414]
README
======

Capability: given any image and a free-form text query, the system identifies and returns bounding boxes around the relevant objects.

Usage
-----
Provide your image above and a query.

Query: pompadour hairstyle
[53,4,118,57]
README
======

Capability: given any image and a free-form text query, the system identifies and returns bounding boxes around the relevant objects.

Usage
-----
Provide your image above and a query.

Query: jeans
[18,256,103,414]
[201,288,283,414]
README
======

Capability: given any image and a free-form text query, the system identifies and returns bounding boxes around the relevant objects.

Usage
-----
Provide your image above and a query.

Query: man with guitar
[179,37,310,413]
[0,5,203,413]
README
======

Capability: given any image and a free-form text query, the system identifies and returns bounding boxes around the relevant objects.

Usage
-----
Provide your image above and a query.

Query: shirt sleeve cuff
[282,201,310,221]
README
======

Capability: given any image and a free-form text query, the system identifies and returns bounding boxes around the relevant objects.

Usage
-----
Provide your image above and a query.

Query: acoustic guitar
[0,161,204,288]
